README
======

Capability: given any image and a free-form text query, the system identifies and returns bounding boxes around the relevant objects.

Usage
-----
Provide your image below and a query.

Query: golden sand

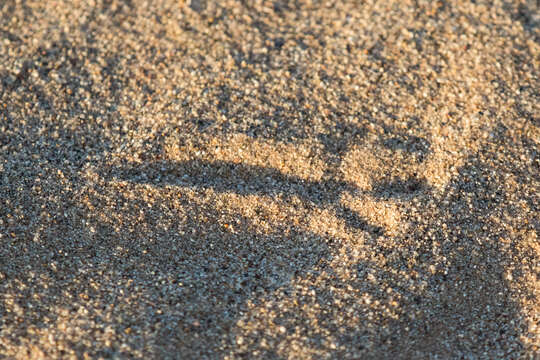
[0,0,538,358]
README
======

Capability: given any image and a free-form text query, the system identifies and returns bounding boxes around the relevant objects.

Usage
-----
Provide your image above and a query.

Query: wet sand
[0,0,539,358]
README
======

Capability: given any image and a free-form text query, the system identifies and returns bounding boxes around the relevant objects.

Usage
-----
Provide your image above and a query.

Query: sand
[0,0,539,358]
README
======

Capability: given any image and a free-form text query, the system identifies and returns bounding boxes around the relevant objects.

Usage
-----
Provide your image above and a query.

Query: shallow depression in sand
[0,0,538,358]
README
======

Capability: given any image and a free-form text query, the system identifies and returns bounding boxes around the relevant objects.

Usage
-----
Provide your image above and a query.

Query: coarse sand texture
[0,0,539,359]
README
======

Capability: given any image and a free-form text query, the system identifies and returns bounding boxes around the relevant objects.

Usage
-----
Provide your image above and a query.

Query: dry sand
[0,0,539,358]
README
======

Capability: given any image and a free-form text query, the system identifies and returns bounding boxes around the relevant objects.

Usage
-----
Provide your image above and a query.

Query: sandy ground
[0,0,539,358]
